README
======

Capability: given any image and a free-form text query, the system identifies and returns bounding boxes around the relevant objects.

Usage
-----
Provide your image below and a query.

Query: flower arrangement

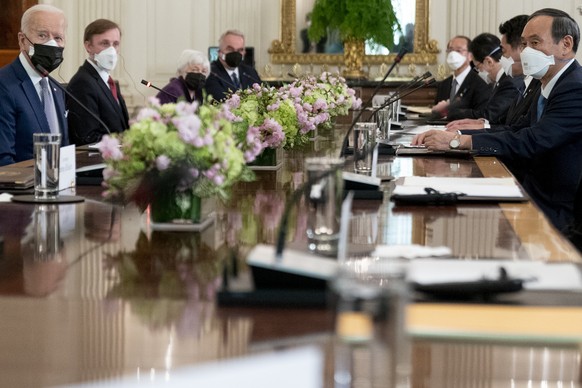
[222,72,362,152]
[99,98,256,214]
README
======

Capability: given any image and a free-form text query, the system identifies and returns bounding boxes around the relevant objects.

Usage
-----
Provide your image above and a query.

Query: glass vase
[150,190,201,224]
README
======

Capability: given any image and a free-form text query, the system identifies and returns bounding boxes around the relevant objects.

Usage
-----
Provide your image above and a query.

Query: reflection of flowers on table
[105,231,227,331]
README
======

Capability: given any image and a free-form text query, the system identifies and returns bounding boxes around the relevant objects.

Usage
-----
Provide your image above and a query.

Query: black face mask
[223,51,243,68]
[184,72,206,91]
[26,37,64,73]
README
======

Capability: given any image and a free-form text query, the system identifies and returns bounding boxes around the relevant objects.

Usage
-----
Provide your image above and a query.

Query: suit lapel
[83,61,125,119]
[13,60,50,133]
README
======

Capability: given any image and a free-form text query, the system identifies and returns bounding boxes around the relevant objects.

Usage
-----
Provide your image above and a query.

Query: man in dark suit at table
[446,15,541,132]
[67,19,129,145]
[414,8,582,231]
[446,32,520,123]
[0,4,69,166]
[431,35,491,120]
[205,29,261,102]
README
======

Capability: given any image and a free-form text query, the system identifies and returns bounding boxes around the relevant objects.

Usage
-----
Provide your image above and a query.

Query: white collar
[452,65,471,87]
[87,58,111,85]
[19,52,44,95]
[541,58,575,99]
[495,68,504,83]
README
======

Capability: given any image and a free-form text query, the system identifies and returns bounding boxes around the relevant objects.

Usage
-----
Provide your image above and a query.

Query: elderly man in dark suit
[204,29,261,102]
[413,8,582,231]
[431,35,491,119]
[67,19,129,145]
[0,4,69,166]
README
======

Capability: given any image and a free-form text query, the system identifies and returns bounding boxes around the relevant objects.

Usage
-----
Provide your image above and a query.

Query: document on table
[400,125,446,135]
[392,176,526,199]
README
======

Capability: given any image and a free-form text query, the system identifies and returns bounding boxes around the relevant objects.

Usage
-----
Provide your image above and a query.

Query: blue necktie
[231,72,241,89]
[537,95,547,122]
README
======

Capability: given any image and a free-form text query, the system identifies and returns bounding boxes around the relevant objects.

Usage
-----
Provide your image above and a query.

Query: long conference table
[1,121,582,387]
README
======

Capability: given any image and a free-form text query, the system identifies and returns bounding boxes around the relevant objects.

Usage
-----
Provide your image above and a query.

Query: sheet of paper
[407,259,582,291]
[400,125,446,135]
[59,144,76,190]
[392,176,524,198]
[405,106,433,114]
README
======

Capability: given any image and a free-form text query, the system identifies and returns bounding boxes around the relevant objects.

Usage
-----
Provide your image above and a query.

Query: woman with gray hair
[157,49,210,104]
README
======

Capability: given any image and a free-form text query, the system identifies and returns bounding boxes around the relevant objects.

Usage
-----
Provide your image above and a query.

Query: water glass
[34,133,61,199]
[305,157,344,255]
[376,107,392,143]
[353,122,377,174]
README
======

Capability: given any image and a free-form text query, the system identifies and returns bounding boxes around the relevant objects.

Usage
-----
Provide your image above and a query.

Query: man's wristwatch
[449,134,461,149]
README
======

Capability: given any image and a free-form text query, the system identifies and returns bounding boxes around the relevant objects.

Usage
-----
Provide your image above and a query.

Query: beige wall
[42,0,581,113]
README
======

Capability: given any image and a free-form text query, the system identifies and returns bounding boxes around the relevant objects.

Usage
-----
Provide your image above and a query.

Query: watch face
[449,138,461,149]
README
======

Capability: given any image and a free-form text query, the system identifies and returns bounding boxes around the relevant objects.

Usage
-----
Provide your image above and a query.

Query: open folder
[391,176,528,204]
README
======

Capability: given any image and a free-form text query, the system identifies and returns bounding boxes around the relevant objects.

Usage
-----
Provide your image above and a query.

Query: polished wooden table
[1,125,581,387]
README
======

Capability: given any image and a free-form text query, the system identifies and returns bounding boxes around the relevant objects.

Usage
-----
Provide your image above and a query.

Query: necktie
[449,79,458,101]
[231,72,241,89]
[108,76,119,102]
[515,83,526,105]
[537,95,547,122]
[40,78,59,134]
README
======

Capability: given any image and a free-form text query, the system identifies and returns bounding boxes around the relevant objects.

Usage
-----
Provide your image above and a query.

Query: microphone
[36,65,112,139]
[339,47,407,157]
[372,77,436,116]
[210,71,239,90]
[242,71,262,85]
[141,79,179,100]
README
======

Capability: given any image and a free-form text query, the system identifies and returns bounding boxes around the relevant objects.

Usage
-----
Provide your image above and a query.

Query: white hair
[176,49,210,77]
[21,4,66,35]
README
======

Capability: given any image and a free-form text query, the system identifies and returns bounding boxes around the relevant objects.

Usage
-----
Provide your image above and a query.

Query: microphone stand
[36,65,113,137]
[141,79,180,100]
[339,48,407,157]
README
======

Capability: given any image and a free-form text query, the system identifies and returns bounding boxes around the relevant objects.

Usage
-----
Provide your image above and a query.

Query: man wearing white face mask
[431,35,491,119]
[413,8,582,231]
[446,15,541,132]
[446,33,520,123]
[0,4,69,166]
[67,19,129,145]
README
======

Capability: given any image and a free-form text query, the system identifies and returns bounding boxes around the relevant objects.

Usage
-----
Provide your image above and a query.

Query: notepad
[391,176,527,201]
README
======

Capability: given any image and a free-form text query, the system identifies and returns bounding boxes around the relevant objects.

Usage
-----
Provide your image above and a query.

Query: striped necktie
[231,72,241,89]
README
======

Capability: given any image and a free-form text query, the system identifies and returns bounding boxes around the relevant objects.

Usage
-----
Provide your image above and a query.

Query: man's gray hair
[176,49,210,76]
[21,4,66,35]
[218,29,245,48]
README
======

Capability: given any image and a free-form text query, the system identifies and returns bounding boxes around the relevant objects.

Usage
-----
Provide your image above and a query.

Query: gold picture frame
[269,0,440,65]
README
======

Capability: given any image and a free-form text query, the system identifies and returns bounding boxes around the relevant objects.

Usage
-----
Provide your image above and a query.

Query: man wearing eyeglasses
[205,29,261,102]
[0,4,68,166]
[432,36,491,120]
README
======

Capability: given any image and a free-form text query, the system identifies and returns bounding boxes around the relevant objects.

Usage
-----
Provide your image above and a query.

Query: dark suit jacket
[472,61,582,230]
[434,69,491,119]
[502,78,542,127]
[0,58,68,166]
[447,72,520,123]
[67,60,129,145]
[157,76,201,104]
[205,60,261,102]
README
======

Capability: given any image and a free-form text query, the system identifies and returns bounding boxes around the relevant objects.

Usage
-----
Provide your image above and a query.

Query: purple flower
[155,155,171,171]
[98,135,123,160]
[136,107,161,122]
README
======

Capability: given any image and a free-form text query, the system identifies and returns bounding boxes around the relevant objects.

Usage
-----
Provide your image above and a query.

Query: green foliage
[309,0,401,48]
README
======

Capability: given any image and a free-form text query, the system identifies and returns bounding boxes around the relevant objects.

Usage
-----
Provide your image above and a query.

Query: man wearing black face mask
[205,29,262,102]
[157,49,210,104]
[0,4,69,166]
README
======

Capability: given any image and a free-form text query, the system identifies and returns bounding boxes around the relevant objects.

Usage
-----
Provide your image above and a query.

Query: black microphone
[372,77,436,116]
[210,71,239,90]
[339,47,407,157]
[242,71,262,85]
[141,79,179,100]
[36,64,112,138]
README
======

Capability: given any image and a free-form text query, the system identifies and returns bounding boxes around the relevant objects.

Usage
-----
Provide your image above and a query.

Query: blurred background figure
[157,49,210,104]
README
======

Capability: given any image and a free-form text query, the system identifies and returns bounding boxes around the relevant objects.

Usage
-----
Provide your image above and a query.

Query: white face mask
[478,69,491,84]
[446,51,467,71]
[94,46,118,72]
[520,47,555,79]
[499,55,514,77]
